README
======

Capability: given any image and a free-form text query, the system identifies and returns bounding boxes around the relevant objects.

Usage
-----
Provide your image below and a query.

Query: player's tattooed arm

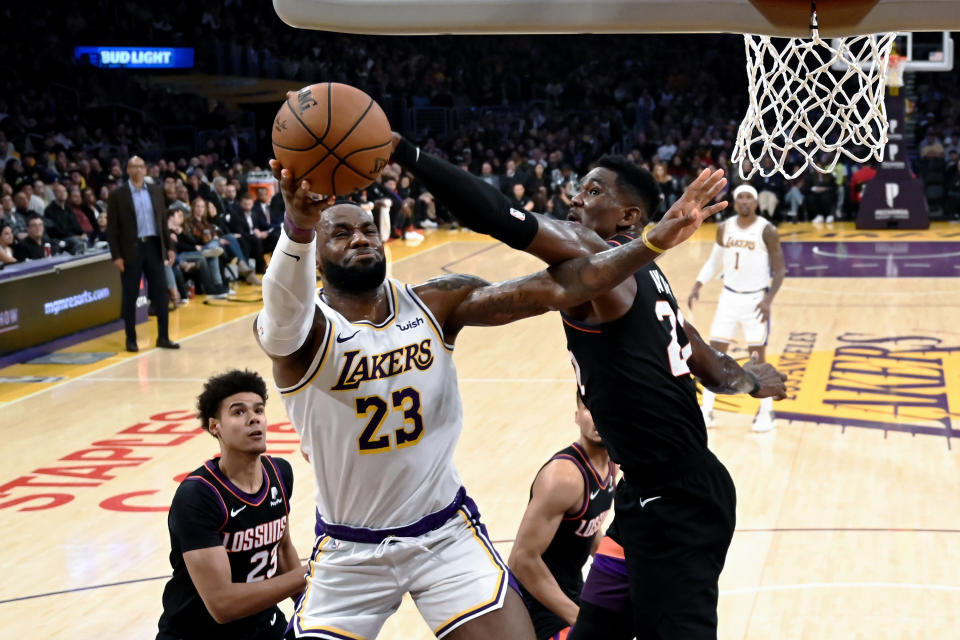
[684,321,788,399]
[438,232,706,332]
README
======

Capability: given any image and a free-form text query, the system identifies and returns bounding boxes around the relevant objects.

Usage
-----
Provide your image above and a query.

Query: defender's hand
[744,354,788,400]
[112,257,124,272]
[647,168,728,251]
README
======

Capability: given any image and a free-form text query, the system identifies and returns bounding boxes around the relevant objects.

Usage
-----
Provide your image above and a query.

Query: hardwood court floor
[1,222,958,639]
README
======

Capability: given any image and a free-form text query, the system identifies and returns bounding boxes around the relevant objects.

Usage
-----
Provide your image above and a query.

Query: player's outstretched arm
[419,222,727,335]
[255,160,335,386]
[509,461,585,627]
[390,133,726,265]
[684,321,788,398]
[183,545,308,623]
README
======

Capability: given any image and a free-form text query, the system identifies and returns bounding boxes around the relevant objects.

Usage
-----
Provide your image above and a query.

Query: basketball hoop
[732,2,897,180]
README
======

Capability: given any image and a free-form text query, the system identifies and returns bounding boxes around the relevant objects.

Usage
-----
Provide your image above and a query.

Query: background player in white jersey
[257,157,717,640]
[687,184,787,431]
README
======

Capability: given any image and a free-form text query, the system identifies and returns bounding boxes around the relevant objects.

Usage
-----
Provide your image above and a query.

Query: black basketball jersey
[157,456,293,640]
[520,442,615,640]
[563,233,707,476]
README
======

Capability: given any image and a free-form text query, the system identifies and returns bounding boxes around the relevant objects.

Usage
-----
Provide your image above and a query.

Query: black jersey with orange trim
[519,442,615,640]
[157,456,293,640]
[563,232,707,474]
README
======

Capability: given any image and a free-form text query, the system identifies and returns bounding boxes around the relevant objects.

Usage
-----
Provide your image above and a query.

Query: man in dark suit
[229,191,270,274]
[107,156,180,353]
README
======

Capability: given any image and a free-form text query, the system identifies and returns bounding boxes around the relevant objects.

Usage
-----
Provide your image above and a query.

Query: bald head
[127,155,147,187]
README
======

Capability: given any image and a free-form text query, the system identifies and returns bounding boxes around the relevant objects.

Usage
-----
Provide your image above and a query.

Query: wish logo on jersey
[331,339,434,391]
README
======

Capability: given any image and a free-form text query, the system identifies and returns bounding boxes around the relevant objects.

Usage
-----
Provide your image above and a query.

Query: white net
[733,31,898,180]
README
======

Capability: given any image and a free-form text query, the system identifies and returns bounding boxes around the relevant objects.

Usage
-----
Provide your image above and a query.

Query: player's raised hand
[647,168,728,251]
[743,352,788,400]
[269,158,336,240]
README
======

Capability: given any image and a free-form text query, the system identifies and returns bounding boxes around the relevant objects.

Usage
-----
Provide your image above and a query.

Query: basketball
[271,83,392,196]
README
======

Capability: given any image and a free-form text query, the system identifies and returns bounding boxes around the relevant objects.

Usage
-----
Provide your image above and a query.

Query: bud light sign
[74,47,195,69]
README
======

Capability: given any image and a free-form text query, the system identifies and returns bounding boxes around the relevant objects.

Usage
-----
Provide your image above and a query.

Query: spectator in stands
[229,192,272,273]
[167,204,223,299]
[920,132,945,159]
[208,176,229,215]
[806,166,836,224]
[205,198,260,285]
[0,222,17,264]
[24,184,46,215]
[81,188,103,226]
[12,192,33,237]
[478,162,500,190]
[179,199,229,297]
[254,186,280,248]
[652,161,682,212]
[784,175,806,222]
[2,194,27,241]
[68,186,97,241]
[222,183,241,219]
[850,160,878,212]
[13,215,57,261]
[508,182,535,213]
[44,182,87,253]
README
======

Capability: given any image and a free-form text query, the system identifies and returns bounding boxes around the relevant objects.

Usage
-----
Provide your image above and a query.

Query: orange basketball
[271,83,392,196]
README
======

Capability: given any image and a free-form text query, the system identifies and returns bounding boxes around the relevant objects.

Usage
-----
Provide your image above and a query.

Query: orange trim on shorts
[596,535,625,559]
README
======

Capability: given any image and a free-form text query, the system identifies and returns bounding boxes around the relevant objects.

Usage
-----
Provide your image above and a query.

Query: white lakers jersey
[279,279,463,529]
[720,216,771,292]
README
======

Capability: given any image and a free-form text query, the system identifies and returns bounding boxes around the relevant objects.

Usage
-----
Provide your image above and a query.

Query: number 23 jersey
[563,238,706,473]
[279,279,463,530]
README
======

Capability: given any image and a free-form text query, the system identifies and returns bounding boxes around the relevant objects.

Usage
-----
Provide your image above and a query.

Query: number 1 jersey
[563,235,707,475]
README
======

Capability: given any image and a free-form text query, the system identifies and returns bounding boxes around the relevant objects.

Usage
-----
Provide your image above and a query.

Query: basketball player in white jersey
[688,184,786,432]
[257,157,723,639]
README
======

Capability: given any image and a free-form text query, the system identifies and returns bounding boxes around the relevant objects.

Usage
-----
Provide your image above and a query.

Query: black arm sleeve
[392,137,539,249]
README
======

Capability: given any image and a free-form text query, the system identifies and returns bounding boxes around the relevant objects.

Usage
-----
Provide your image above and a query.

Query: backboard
[274,0,960,38]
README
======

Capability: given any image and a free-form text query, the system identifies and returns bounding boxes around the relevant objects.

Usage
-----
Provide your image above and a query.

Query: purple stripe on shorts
[580,554,631,613]
[316,487,466,544]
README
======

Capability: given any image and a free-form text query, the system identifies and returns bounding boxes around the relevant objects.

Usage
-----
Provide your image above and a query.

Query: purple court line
[439,243,501,274]
[3,528,959,605]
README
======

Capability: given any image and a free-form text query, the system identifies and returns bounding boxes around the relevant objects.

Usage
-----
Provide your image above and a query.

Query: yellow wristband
[642,226,666,254]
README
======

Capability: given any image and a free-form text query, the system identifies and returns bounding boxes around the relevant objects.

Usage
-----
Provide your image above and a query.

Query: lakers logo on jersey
[280,280,464,529]
[330,339,434,391]
[724,237,757,250]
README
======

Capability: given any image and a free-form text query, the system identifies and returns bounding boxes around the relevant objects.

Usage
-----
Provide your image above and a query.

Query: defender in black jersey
[391,137,787,639]
[157,370,306,640]
[510,392,615,640]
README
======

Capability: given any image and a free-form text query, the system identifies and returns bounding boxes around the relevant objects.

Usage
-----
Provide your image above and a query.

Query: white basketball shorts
[709,287,770,347]
[287,499,511,639]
